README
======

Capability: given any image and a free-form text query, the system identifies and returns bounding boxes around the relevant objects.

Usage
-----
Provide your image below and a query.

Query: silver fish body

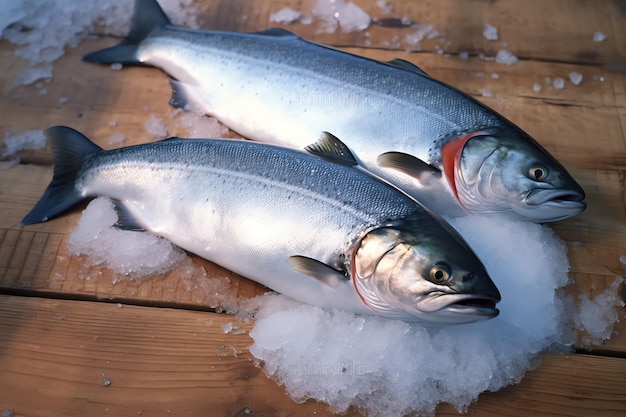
[22,127,500,325]
[83,0,586,222]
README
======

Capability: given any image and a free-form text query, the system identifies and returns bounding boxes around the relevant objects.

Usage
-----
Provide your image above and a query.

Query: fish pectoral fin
[288,256,348,288]
[112,200,146,231]
[385,58,429,76]
[377,152,442,186]
[305,132,358,167]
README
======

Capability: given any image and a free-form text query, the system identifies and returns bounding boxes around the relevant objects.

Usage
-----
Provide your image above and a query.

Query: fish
[82,0,586,223]
[22,126,501,325]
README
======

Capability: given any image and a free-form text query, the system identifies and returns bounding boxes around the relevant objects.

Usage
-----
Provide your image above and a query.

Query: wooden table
[1,1,625,416]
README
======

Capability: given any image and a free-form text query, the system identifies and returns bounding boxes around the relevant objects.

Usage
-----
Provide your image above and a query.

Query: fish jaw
[441,127,586,222]
[518,188,586,221]
[414,293,500,324]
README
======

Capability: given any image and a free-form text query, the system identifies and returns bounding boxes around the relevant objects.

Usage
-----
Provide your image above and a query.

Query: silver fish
[83,0,586,223]
[22,127,500,325]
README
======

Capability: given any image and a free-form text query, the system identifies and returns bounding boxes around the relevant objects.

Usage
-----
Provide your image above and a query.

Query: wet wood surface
[1,0,625,416]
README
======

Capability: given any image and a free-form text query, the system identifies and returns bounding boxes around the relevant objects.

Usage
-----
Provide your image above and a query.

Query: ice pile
[68,196,240,313]
[572,277,625,346]
[1,0,201,86]
[2,130,46,158]
[269,8,302,25]
[141,110,230,141]
[68,197,186,277]
[495,49,518,65]
[168,109,230,138]
[593,31,607,42]
[405,24,441,50]
[483,24,498,41]
[268,0,372,33]
[569,71,583,86]
[553,77,566,90]
[144,113,169,139]
[311,0,371,33]
[249,216,623,417]
[376,0,393,14]
[6,2,623,416]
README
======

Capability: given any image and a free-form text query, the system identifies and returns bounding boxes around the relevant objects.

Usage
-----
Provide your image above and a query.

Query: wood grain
[1,0,625,415]
[0,295,624,417]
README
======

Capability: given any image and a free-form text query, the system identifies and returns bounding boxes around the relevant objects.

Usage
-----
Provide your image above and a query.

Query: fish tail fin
[21,127,102,225]
[82,0,171,65]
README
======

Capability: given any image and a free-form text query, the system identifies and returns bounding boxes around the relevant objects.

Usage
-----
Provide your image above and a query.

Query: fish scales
[84,0,585,222]
[79,138,419,241]
[22,127,501,324]
[142,28,500,150]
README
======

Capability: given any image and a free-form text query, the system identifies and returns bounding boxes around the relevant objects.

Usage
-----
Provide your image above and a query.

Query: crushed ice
[249,216,624,417]
[4,2,624,417]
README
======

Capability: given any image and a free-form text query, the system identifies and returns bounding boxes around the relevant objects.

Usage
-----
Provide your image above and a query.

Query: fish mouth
[511,188,587,223]
[521,189,586,221]
[526,188,585,206]
[420,293,500,324]
[444,296,500,318]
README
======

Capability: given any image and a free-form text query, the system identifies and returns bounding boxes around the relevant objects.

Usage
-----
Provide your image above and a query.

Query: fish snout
[519,188,586,221]
[525,188,585,206]
[456,268,501,304]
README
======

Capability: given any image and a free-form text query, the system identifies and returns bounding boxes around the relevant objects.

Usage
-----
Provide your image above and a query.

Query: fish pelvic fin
[82,0,171,65]
[111,200,146,231]
[305,132,358,167]
[377,151,442,186]
[21,127,102,225]
[288,256,349,288]
[168,79,208,112]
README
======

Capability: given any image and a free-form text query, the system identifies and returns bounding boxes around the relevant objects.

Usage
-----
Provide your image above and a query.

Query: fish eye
[528,165,548,181]
[428,263,451,283]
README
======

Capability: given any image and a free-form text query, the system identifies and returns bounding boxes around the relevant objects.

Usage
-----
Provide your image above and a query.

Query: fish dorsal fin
[288,255,348,288]
[157,136,184,142]
[256,28,299,38]
[305,132,358,167]
[386,58,429,76]
[377,152,442,186]
[112,200,146,231]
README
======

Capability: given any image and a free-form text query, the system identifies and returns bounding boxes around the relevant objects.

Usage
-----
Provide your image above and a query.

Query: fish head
[442,127,586,222]
[352,218,500,325]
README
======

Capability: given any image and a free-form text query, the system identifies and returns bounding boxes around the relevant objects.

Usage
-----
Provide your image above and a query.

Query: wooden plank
[0,0,624,357]
[0,161,623,352]
[0,295,624,417]
[2,51,625,351]
[136,0,626,65]
[0,162,267,309]
[0,1,625,415]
